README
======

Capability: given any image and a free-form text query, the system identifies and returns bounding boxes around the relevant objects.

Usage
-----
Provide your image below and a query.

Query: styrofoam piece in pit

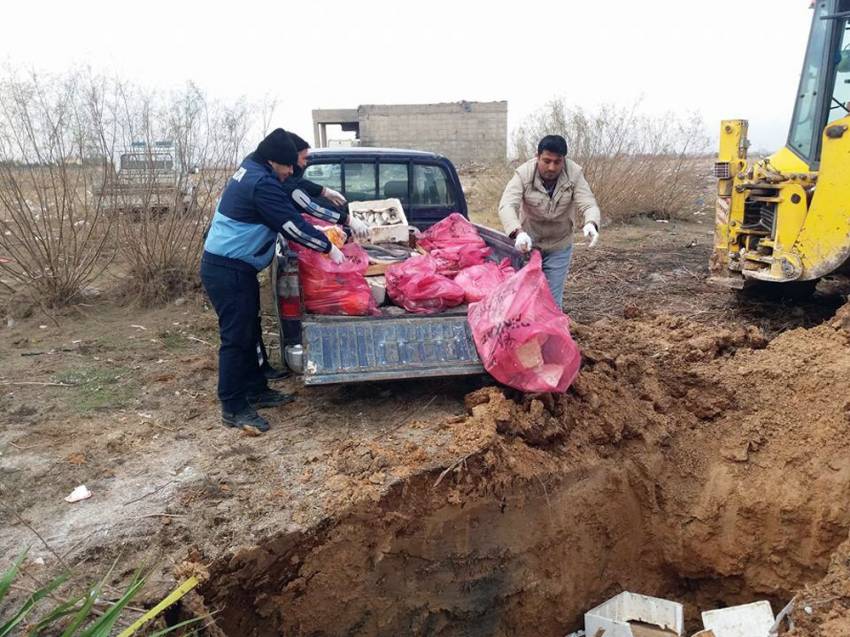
[584,592,684,637]
[700,601,774,637]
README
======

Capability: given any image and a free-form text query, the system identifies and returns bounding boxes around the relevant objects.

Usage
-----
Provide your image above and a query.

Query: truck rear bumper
[299,313,484,385]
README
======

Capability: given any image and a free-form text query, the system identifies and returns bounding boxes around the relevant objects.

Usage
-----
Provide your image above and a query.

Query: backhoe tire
[738,279,819,302]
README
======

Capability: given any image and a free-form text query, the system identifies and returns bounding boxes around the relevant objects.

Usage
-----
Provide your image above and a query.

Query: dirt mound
[197,309,850,635]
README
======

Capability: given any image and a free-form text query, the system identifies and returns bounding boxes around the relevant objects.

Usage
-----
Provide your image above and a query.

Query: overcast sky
[0,0,813,153]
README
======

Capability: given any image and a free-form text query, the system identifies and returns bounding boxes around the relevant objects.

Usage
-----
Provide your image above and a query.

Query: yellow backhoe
[711,0,850,292]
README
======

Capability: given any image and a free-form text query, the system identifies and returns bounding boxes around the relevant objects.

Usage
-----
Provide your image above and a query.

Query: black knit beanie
[255,128,298,166]
[289,132,310,152]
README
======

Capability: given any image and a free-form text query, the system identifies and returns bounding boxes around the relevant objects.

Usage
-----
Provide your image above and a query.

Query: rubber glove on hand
[514,231,533,253]
[328,244,345,264]
[322,187,347,207]
[347,215,370,241]
[583,222,599,248]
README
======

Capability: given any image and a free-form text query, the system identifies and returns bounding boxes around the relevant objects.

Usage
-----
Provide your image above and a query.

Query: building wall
[356,101,507,165]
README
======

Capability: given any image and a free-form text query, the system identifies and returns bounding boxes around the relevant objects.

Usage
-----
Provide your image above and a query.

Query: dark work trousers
[200,255,268,413]
[256,314,271,371]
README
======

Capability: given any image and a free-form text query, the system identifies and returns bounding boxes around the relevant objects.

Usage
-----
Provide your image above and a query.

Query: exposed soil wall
[199,308,850,635]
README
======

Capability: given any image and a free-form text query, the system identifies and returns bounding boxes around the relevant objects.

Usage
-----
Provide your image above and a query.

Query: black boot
[262,364,290,381]
[247,388,296,409]
[222,407,270,432]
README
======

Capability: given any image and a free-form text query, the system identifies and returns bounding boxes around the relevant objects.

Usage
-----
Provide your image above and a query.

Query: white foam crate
[348,198,409,244]
[583,592,684,637]
[701,601,774,637]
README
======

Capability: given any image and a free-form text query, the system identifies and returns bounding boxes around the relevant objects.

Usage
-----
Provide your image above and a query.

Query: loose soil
[2,219,850,635]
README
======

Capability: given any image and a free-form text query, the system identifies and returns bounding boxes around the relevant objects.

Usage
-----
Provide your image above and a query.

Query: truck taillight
[277,266,302,318]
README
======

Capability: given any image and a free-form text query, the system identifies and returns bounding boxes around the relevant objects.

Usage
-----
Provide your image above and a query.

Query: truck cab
[300,147,469,229]
[272,148,519,385]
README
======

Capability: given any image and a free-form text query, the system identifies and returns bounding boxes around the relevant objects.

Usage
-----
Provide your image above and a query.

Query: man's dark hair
[537,135,568,157]
[289,132,310,152]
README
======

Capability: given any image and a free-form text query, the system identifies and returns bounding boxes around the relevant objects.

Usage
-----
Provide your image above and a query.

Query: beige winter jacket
[498,157,601,252]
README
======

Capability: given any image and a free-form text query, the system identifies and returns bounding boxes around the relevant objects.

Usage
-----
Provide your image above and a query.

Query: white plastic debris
[64,485,92,503]
[585,591,684,637]
[701,601,774,637]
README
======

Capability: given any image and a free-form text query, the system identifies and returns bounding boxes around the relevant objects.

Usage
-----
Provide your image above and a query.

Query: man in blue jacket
[254,133,369,381]
[201,129,345,432]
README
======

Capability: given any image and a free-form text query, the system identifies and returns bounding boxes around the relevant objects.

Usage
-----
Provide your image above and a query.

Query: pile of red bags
[454,258,516,304]
[385,255,465,314]
[468,251,580,393]
[293,240,379,316]
[418,213,492,276]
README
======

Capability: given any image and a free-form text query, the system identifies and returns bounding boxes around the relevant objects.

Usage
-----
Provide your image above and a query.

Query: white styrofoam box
[701,601,774,637]
[584,592,684,637]
[348,198,409,244]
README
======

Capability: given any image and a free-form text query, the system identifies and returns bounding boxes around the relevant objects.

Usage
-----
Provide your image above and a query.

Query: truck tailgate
[301,313,483,385]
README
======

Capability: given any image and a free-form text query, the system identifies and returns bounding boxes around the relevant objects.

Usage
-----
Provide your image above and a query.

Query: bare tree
[101,82,253,304]
[259,94,278,137]
[0,69,117,309]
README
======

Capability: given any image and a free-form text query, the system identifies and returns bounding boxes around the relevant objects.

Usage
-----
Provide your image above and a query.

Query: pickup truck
[100,141,196,213]
[271,147,520,385]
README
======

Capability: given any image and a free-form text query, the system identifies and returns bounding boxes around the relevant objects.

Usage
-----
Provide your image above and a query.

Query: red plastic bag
[454,259,516,303]
[468,251,581,393]
[419,213,481,250]
[293,240,379,316]
[429,243,492,277]
[419,213,491,275]
[386,255,465,314]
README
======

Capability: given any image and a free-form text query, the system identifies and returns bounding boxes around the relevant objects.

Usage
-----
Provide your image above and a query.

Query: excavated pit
[199,307,850,636]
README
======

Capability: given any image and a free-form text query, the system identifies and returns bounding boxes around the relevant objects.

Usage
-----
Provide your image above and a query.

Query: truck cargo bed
[274,218,520,385]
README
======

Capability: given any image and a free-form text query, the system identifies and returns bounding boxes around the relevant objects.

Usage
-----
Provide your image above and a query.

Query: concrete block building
[311,101,507,165]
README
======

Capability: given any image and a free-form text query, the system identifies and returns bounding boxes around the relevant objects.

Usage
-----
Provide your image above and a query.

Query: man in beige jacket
[498,135,601,309]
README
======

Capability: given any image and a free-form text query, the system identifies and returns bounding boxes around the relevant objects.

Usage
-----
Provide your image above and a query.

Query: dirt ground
[2,217,850,635]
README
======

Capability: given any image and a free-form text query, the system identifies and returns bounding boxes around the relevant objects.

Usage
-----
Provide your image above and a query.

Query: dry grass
[461,163,514,228]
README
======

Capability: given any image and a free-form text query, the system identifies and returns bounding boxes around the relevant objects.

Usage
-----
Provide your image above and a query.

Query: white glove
[322,187,347,207]
[328,244,345,264]
[583,222,599,248]
[347,215,370,241]
[514,231,533,253]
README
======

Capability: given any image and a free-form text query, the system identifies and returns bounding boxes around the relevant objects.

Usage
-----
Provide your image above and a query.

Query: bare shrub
[0,71,116,309]
[513,99,710,221]
[103,83,252,304]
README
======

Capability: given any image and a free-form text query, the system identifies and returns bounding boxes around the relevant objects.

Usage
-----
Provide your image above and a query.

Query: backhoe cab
[711,0,850,289]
